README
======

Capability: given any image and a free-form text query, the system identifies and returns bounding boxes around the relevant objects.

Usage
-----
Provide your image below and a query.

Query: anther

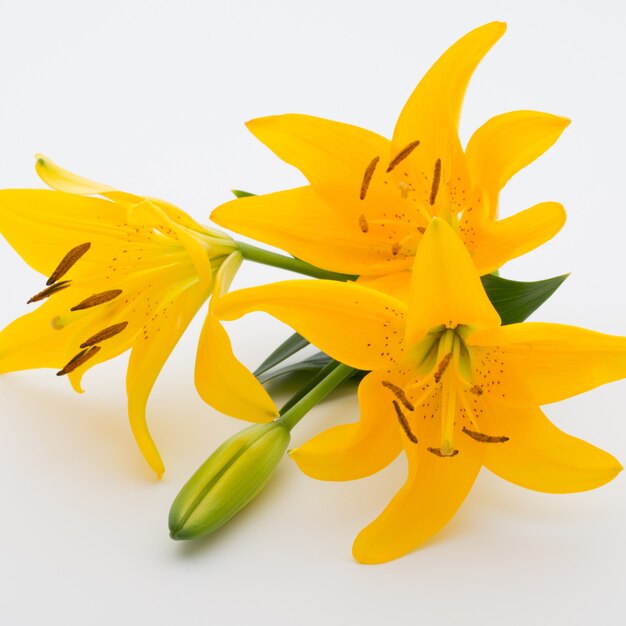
[27,280,71,304]
[358,214,369,233]
[427,447,459,457]
[417,226,426,234]
[70,289,123,311]
[469,385,483,396]
[80,321,129,348]
[47,242,91,286]
[56,346,101,376]
[462,427,509,444]
[392,400,418,443]
[433,352,452,383]
[382,380,414,411]
[360,156,380,200]
[386,140,420,173]
[429,158,441,206]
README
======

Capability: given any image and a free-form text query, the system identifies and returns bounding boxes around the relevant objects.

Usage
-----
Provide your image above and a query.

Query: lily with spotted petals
[0,156,277,477]
[215,218,624,563]
[212,21,567,285]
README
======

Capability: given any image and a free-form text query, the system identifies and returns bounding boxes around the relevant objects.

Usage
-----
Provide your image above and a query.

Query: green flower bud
[169,422,290,540]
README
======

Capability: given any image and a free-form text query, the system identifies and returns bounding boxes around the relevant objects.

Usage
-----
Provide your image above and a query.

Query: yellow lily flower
[215,218,624,563]
[212,22,567,279]
[0,156,277,477]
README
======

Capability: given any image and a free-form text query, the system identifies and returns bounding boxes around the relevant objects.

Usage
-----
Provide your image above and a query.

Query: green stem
[277,362,355,431]
[238,241,357,282]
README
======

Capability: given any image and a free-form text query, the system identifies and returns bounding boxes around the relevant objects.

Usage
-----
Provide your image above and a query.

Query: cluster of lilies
[1,22,623,563]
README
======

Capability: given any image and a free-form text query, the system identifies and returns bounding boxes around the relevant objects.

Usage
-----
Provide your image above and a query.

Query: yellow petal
[195,252,278,423]
[215,280,406,371]
[391,22,506,206]
[465,111,570,218]
[352,422,483,564]
[469,322,626,405]
[356,272,412,302]
[406,218,500,344]
[126,282,210,477]
[467,201,566,275]
[290,371,403,480]
[246,114,390,186]
[482,404,622,493]
[0,189,126,276]
[211,186,411,275]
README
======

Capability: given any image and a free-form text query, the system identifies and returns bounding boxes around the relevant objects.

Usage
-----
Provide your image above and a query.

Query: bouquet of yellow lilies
[0,22,623,564]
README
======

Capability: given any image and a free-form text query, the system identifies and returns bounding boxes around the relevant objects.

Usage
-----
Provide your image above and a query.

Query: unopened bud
[169,422,290,540]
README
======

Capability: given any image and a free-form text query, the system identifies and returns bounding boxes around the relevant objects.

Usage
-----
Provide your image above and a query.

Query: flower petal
[406,218,500,344]
[469,322,626,405]
[214,280,406,371]
[195,252,278,423]
[290,371,403,480]
[211,186,412,275]
[465,111,570,218]
[352,423,483,564]
[482,404,622,493]
[390,22,506,207]
[246,114,390,186]
[126,282,210,477]
[467,201,566,275]
[0,189,125,276]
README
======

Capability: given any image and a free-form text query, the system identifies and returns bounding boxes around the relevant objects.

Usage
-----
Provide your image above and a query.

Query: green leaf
[231,189,256,198]
[481,273,569,325]
[254,331,310,377]
[257,351,329,384]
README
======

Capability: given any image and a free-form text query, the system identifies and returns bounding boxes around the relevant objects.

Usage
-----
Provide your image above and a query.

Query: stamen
[80,322,129,348]
[382,380,414,411]
[47,242,91,286]
[56,346,101,376]
[433,352,452,383]
[462,427,509,444]
[360,156,380,200]
[358,214,369,233]
[469,385,483,395]
[427,447,459,457]
[70,289,123,311]
[27,280,71,304]
[392,400,418,443]
[386,140,420,173]
[429,158,441,206]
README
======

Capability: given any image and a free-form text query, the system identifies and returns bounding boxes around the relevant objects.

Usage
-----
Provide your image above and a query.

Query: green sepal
[481,273,569,325]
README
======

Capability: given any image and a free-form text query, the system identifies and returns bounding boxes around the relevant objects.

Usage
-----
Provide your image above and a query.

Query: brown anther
[391,242,401,256]
[80,321,129,348]
[433,352,453,383]
[469,385,483,396]
[56,346,101,376]
[360,156,380,200]
[462,427,509,444]
[46,242,91,286]
[427,447,459,457]
[70,289,123,311]
[392,400,418,443]
[429,158,441,206]
[27,280,71,304]
[386,140,420,173]
[358,214,369,233]
[417,226,426,234]
[382,380,414,411]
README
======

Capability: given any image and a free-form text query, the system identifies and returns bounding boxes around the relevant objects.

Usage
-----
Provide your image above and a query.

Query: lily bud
[169,422,290,540]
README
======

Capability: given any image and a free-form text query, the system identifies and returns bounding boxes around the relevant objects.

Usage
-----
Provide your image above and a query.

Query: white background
[1,1,625,624]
